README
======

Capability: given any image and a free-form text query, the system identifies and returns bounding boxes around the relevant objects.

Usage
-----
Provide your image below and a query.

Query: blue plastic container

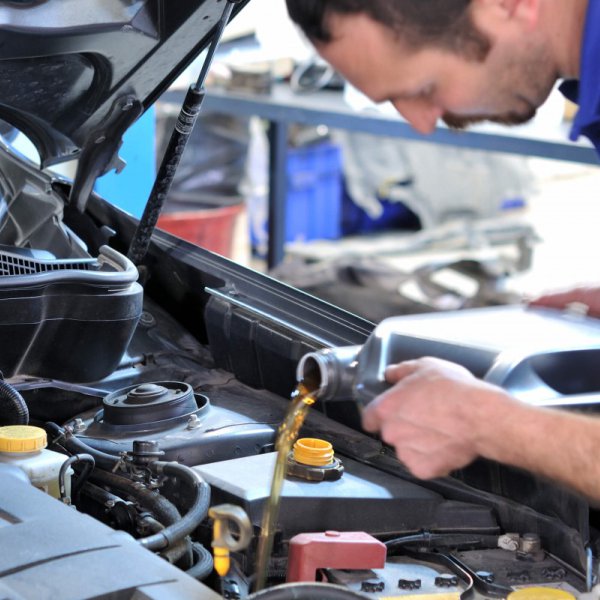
[341,180,421,236]
[284,142,342,243]
[250,142,343,255]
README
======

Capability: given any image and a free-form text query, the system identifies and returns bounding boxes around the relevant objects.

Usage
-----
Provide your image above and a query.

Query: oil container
[295,313,424,404]
[296,306,600,405]
[0,425,70,498]
[295,311,507,404]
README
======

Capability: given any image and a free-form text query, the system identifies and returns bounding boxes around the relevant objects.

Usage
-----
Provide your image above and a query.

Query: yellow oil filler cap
[287,437,344,481]
[508,588,576,600]
[0,425,47,453]
[293,438,334,467]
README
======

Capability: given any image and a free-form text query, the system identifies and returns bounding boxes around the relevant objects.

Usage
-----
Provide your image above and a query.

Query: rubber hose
[187,542,214,581]
[81,481,190,565]
[0,380,28,425]
[89,468,189,564]
[45,422,120,471]
[139,461,211,552]
[48,426,209,559]
[162,538,193,566]
[89,468,182,526]
[71,456,96,500]
[138,514,165,535]
[81,481,124,507]
[247,583,370,599]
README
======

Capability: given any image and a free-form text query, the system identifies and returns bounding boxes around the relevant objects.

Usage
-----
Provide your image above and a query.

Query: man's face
[316,10,558,134]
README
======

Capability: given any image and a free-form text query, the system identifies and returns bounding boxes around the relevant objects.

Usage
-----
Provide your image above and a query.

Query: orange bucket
[157,204,243,258]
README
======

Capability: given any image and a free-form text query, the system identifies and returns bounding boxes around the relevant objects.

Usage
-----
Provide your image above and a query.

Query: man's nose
[392,100,442,135]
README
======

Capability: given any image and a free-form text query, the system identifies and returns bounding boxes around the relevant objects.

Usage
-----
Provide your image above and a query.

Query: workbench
[161,84,598,268]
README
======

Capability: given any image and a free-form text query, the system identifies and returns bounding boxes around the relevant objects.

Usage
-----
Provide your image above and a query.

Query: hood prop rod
[127,0,241,269]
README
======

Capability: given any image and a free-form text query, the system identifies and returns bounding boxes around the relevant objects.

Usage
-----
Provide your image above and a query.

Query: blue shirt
[560,0,600,155]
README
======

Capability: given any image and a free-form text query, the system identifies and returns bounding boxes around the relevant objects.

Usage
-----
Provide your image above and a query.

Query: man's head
[286,0,490,60]
[286,0,563,133]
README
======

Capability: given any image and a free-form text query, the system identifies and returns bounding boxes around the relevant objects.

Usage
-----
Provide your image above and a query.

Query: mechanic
[285,0,600,501]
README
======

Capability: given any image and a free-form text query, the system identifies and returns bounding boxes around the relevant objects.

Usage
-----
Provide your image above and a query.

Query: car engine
[0,155,595,597]
[0,1,597,598]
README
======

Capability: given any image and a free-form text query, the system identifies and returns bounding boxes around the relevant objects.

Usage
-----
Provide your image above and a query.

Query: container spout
[296,346,361,402]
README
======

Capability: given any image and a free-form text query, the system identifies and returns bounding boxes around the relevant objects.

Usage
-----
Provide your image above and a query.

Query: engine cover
[0,245,142,382]
[0,465,220,599]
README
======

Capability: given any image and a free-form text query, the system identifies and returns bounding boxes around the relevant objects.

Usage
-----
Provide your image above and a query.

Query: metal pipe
[58,453,95,502]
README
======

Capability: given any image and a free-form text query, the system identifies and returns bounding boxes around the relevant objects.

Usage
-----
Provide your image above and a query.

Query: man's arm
[362,357,600,501]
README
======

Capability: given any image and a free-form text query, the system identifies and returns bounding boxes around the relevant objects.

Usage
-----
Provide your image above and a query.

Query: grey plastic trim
[0,245,139,289]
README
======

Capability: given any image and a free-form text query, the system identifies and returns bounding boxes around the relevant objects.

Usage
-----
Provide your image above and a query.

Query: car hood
[0,0,248,169]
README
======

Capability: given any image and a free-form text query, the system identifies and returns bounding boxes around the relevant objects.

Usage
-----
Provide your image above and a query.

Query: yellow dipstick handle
[208,504,253,578]
[212,519,230,577]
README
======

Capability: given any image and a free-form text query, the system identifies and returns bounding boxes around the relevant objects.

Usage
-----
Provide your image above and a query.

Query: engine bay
[0,190,594,597]
[2,290,593,599]
[0,1,597,597]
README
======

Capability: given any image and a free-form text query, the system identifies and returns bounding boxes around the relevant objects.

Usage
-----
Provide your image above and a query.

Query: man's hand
[361,356,600,501]
[361,357,514,479]
[529,285,600,317]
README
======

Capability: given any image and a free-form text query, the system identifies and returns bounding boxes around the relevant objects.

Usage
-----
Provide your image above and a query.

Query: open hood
[0,0,249,169]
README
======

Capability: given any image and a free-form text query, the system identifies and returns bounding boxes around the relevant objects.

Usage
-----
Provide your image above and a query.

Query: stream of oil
[254,382,315,592]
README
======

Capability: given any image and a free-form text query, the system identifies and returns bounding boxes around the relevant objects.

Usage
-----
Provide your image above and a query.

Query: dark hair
[285,0,490,60]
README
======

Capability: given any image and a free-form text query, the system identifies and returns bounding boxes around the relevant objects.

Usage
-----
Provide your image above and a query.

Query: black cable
[45,422,121,471]
[385,531,500,553]
[89,468,181,526]
[71,455,96,499]
[79,481,191,565]
[0,379,28,425]
[81,481,124,507]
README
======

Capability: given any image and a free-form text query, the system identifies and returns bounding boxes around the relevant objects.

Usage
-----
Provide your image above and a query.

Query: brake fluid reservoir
[0,425,70,498]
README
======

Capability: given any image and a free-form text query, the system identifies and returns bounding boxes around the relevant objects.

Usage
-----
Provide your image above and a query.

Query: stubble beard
[442,105,538,130]
[441,39,555,131]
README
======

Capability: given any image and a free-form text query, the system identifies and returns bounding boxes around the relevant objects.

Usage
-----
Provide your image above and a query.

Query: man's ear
[509,0,541,29]
[472,0,540,29]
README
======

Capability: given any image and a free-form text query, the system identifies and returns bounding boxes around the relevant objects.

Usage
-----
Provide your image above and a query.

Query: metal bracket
[69,94,143,213]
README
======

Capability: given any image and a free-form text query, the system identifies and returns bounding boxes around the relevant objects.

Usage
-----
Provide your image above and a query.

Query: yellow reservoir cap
[508,589,576,600]
[293,438,334,467]
[0,425,47,453]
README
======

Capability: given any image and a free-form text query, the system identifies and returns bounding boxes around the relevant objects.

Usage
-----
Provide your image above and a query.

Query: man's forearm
[368,358,600,500]
[477,396,600,500]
